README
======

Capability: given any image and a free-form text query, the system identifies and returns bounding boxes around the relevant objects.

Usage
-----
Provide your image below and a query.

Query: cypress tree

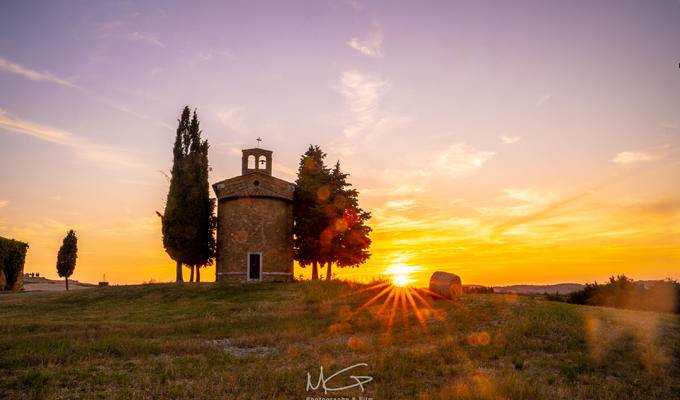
[183,110,216,281]
[293,145,331,280]
[159,106,216,283]
[56,230,78,290]
[159,106,192,283]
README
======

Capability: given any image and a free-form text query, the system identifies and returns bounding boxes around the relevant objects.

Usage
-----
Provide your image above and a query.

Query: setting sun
[391,274,413,288]
[384,264,421,287]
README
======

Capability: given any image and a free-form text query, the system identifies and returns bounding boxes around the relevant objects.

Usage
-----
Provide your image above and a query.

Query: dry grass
[0,280,678,399]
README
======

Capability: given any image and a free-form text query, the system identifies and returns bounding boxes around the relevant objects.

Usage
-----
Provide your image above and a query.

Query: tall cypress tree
[293,145,331,280]
[159,106,217,283]
[182,110,216,282]
[56,230,78,290]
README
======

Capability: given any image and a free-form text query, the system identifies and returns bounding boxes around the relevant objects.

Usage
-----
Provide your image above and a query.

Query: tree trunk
[196,267,201,282]
[65,276,69,291]
[189,265,194,282]
[311,261,318,280]
[326,262,332,280]
[176,260,183,283]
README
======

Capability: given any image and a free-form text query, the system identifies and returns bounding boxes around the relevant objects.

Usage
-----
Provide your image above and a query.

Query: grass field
[1,281,679,399]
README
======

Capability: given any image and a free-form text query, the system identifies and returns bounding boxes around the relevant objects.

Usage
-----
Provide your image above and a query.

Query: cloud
[128,31,165,48]
[337,71,389,137]
[217,108,248,135]
[0,57,170,129]
[195,50,235,63]
[476,189,555,217]
[347,0,363,10]
[272,162,297,178]
[384,200,416,211]
[434,143,495,178]
[535,94,553,108]
[613,151,662,165]
[0,109,143,169]
[501,188,554,205]
[491,191,592,237]
[347,30,383,58]
[0,200,8,208]
[499,135,520,144]
[0,57,75,87]
[628,197,680,216]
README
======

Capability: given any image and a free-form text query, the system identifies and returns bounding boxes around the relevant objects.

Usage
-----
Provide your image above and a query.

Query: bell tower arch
[241,148,273,175]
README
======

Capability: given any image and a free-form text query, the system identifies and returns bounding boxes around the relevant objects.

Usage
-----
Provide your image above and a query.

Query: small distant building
[212,148,295,282]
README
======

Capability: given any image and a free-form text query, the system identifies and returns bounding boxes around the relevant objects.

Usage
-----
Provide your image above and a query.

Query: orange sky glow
[1,2,679,287]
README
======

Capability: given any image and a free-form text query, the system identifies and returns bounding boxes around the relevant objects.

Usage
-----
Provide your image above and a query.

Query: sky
[1,0,679,287]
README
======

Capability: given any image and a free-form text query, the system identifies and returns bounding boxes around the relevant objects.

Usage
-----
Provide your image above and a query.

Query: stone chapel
[212,148,295,282]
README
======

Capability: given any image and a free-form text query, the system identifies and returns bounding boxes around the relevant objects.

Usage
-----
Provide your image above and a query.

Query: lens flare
[337,262,444,344]
[392,274,414,287]
[384,263,420,287]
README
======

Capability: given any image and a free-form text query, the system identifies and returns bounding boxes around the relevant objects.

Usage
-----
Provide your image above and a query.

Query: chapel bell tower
[241,148,272,176]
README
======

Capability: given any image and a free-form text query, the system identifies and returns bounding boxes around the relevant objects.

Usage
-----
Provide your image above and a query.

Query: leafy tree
[323,161,371,280]
[0,237,29,290]
[567,275,680,313]
[293,148,371,281]
[293,145,331,280]
[56,230,77,290]
[158,106,216,283]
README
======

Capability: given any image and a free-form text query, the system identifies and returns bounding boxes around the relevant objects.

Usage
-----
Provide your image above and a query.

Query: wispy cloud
[195,50,235,63]
[501,188,554,205]
[659,122,678,131]
[217,108,248,135]
[347,0,363,10]
[128,31,165,48]
[0,57,75,87]
[499,135,520,144]
[0,200,8,208]
[0,56,170,129]
[347,29,383,58]
[0,109,143,169]
[491,191,593,237]
[435,143,495,178]
[384,200,416,211]
[535,94,553,108]
[613,151,662,165]
[337,70,389,137]
[476,188,555,217]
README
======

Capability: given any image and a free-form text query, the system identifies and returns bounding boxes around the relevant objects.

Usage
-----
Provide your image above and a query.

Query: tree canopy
[0,236,29,290]
[159,106,216,283]
[56,230,77,290]
[293,145,371,280]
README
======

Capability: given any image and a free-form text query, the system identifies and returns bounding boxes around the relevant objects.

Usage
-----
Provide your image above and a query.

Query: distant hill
[492,279,676,296]
[20,275,95,292]
[494,283,585,295]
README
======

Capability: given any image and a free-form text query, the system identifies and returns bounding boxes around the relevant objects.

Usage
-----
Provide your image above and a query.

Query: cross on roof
[256,137,262,148]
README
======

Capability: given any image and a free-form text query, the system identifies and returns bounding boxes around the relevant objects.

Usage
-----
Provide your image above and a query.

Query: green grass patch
[1,281,678,399]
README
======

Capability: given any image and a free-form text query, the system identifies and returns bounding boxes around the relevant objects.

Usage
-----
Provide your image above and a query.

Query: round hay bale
[429,271,463,299]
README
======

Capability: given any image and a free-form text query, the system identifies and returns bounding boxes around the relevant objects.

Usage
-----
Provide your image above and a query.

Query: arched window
[248,155,256,169]
[259,156,267,170]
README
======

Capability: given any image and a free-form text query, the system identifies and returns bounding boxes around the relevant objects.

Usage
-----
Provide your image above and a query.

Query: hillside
[21,276,95,292]
[494,283,585,295]
[1,281,678,399]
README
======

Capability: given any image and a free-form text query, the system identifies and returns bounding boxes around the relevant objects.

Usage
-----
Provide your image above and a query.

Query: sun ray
[411,288,435,309]
[344,284,393,320]
[338,281,391,299]
[404,288,430,335]
[377,286,398,316]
